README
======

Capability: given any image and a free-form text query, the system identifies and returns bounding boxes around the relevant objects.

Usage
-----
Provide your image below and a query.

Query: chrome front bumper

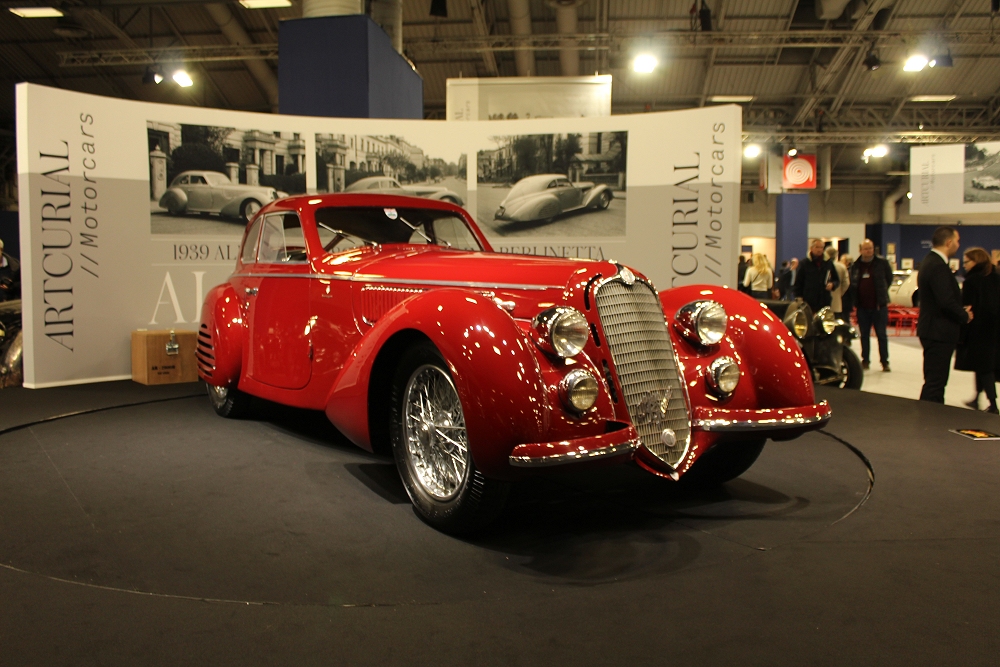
[692,401,832,432]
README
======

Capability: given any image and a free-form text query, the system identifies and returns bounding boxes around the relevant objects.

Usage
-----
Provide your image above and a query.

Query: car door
[185,174,213,211]
[247,211,313,390]
[555,178,582,208]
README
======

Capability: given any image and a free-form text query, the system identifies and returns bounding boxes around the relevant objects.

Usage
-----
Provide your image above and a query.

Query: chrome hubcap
[402,364,469,500]
[208,384,228,408]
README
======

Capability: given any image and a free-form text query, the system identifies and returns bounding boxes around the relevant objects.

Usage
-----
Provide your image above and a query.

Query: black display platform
[0,382,997,666]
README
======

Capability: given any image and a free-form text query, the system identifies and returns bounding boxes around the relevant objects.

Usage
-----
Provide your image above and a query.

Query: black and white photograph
[315,133,467,208]
[477,131,627,238]
[148,122,308,235]
[964,141,1000,204]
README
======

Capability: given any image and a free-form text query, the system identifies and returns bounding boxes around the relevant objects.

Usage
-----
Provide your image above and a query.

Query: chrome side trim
[230,272,559,291]
[694,411,832,432]
[508,439,639,468]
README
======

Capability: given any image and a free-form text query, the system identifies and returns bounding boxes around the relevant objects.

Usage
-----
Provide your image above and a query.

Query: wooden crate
[131,329,199,385]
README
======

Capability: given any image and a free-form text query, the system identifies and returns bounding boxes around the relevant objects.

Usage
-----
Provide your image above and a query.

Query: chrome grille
[594,279,691,467]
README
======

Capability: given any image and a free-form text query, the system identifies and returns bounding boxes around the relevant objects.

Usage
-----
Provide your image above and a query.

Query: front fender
[582,184,611,207]
[197,283,244,387]
[325,289,550,477]
[159,187,187,212]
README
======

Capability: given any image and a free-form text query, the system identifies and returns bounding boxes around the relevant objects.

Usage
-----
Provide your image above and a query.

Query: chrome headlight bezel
[815,306,837,335]
[532,307,590,358]
[787,309,809,339]
[559,369,600,413]
[675,300,728,346]
[706,356,741,397]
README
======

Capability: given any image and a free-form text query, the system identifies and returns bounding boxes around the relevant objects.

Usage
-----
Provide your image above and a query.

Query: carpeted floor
[0,382,997,666]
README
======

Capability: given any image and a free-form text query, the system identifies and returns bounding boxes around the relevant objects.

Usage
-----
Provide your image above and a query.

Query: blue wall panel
[775,193,810,266]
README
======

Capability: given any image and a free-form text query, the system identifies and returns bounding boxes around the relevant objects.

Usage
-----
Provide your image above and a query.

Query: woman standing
[956,247,1000,413]
[743,253,774,300]
[825,246,851,319]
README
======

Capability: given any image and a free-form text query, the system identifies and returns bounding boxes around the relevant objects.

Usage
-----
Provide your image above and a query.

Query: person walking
[840,254,856,322]
[917,226,972,403]
[743,253,774,300]
[825,246,850,319]
[777,258,798,300]
[737,255,750,294]
[793,239,839,313]
[850,240,893,371]
[955,247,1000,413]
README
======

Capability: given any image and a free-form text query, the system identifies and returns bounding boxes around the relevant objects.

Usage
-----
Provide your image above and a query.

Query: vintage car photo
[159,170,286,222]
[493,173,612,222]
[477,132,626,238]
[971,176,1000,191]
[148,121,306,235]
[964,141,1000,203]
[345,175,465,205]
[197,193,831,534]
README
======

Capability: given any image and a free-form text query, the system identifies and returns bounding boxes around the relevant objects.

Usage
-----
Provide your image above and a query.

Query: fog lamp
[707,357,740,396]
[560,369,599,413]
[532,307,590,358]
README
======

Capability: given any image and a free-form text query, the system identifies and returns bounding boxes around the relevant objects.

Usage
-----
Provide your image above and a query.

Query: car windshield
[315,206,482,253]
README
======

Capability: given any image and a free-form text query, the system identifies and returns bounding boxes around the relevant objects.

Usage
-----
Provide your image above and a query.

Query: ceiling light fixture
[904,54,929,71]
[907,192,913,199]
[142,66,164,85]
[9,6,63,17]
[633,54,658,74]
[863,49,881,71]
[928,52,953,68]
[862,144,889,163]
[710,95,754,103]
[910,95,957,102]
[787,147,798,157]
[429,0,448,18]
[238,0,291,7]
[172,69,193,87]
[743,145,762,159]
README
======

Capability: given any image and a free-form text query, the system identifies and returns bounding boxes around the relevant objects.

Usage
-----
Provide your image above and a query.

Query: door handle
[245,287,258,296]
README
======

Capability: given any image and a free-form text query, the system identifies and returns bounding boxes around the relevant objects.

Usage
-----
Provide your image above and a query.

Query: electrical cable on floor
[817,428,875,524]
[0,394,204,438]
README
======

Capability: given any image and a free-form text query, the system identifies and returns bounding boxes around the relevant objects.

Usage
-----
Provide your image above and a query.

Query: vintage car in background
[971,176,1000,191]
[889,269,919,306]
[345,176,464,205]
[197,194,831,533]
[0,299,22,389]
[494,174,613,223]
[159,170,287,223]
[764,300,862,389]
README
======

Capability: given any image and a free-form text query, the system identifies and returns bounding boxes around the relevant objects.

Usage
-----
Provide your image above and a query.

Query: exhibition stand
[0,382,995,664]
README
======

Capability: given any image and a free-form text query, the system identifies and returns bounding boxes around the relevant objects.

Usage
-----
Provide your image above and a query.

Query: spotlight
[172,69,193,87]
[904,54,929,71]
[787,147,798,157]
[744,144,761,159]
[907,191,913,199]
[862,144,889,163]
[8,6,63,17]
[633,54,658,73]
[429,0,447,18]
[698,0,712,31]
[142,66,164,85]
[929,52,953,68]
[863,50,881,71]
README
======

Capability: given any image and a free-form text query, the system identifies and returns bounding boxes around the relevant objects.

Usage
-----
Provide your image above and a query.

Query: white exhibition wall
[16,83,742,388]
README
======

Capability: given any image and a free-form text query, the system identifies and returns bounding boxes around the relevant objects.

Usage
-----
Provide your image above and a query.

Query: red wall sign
[783,154,817,189]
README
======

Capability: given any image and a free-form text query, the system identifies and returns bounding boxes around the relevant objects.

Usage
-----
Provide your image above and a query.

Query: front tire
[677,439,767,489]
[207,382,251,418]
[840,346,864,389]
[596,191,612,209]
[389,341,509,534]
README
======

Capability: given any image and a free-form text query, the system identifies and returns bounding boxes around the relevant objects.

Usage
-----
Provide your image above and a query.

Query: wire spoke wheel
[402,364,469,500]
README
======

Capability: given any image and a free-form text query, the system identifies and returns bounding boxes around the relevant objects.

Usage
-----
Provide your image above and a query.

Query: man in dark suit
[793,239,839,312]
[917,226,973,403]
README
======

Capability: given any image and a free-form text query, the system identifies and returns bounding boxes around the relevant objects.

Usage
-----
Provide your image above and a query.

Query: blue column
[775,193,809,266]
[278,15,423,118]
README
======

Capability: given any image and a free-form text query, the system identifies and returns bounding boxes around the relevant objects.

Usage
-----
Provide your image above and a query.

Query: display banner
[910,143,1000,214]
[446,75,612,121]
[17,83,741,387]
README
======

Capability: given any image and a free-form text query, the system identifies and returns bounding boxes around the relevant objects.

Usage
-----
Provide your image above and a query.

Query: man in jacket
[850,239,893,371]
[917,226,973,403]
[793,239,839,312]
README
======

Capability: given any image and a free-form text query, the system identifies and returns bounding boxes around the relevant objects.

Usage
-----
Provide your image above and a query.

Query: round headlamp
[815,307,837,334]
[787,309,809,338]
[707,356,741,396]
[559,369,599,413]
[675,300,728,346]
[532,307,590,358]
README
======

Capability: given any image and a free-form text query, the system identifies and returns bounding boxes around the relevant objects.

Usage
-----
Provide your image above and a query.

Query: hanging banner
[446,75,612,121]
[910,143,1000,214]
[16,83,741,388]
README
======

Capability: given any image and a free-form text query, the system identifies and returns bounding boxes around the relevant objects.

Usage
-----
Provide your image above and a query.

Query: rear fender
[198,283,243,387]
[582,184,610,207]
[325,288,549,477]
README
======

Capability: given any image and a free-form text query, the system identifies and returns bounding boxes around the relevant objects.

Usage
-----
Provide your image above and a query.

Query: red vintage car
[197,193,831,533]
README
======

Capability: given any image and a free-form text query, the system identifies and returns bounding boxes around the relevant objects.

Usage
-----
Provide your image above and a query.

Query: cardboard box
[131,329,199,385]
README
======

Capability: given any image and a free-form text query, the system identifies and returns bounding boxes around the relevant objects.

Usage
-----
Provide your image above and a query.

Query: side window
[547,180,558,189]
[176,175,190,185]
[241,217,263,265]
[368,181,382,190]
[190,175,207,184]
[432,216,481,251]
[258,213,308,264]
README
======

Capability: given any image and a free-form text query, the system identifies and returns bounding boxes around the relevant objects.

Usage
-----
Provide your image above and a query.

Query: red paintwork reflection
[199,193,828,480]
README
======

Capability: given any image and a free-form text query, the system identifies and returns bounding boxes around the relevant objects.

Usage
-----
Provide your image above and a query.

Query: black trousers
[975,371,997,407]
[920,338,956,403]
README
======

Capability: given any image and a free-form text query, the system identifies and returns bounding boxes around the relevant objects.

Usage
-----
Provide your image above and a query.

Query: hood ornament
[617,265,636,285]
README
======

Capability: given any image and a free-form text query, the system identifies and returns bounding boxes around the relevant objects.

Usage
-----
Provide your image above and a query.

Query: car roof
[266,192,465,213]
[518,174,569,184]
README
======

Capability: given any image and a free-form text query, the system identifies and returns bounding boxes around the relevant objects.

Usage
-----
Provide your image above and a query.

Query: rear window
[315,206,482,253]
